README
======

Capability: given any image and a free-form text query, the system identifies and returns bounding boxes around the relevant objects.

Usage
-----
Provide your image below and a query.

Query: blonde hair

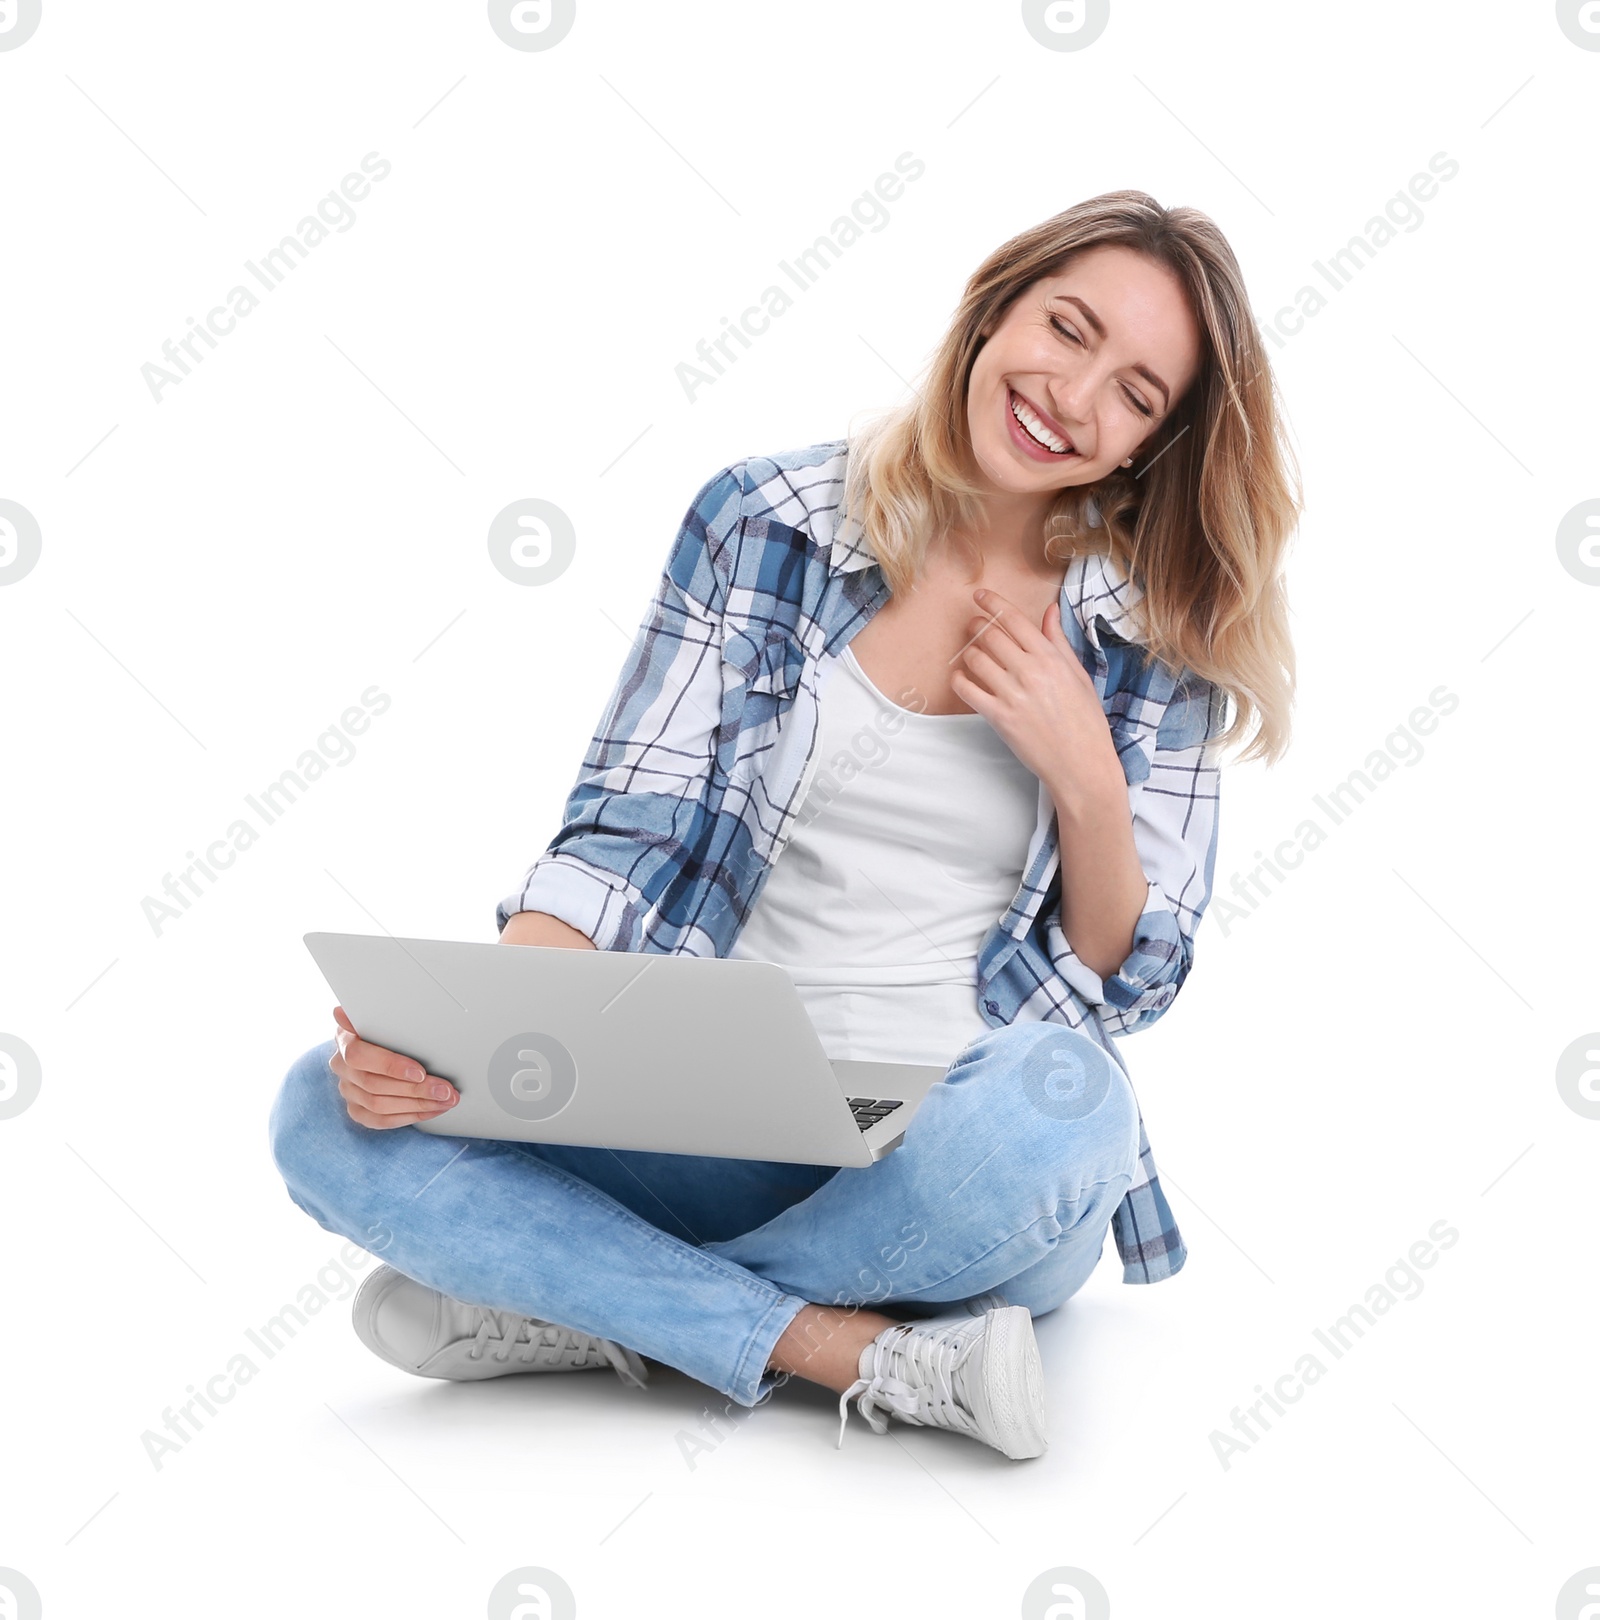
[843,189,1300,765]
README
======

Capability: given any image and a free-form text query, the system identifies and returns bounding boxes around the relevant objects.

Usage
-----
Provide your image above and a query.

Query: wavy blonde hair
[843,189,1300,764]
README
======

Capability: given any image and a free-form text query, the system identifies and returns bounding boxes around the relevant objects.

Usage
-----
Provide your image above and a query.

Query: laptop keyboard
[847,1097,905,1133]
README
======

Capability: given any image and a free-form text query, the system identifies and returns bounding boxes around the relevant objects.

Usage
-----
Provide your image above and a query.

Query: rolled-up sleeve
[1046,679,1226,1034]
[494,463,743,951]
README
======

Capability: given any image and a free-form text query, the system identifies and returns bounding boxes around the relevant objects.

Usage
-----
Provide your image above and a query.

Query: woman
[269,190,1298,1462]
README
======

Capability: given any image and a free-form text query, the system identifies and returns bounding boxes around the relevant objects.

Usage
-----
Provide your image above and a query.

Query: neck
[943,485,1063,582]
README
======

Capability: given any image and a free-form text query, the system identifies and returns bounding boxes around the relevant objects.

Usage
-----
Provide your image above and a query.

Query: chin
[985,436,1089,492]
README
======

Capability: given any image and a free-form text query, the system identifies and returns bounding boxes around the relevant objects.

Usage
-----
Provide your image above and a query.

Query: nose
[1047,368,1097,437]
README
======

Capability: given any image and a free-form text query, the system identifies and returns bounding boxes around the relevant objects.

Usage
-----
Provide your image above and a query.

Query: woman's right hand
[329,1005,459,1129]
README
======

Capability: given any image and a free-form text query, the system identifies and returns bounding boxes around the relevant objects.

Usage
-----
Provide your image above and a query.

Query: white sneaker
[352,1265,648,1387]
[836,1304,1046,1460]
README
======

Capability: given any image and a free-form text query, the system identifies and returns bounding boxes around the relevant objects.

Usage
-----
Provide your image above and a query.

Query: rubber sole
[977,1305,1049,1459]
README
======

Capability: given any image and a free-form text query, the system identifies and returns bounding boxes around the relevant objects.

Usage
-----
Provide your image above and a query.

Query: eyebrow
[1054,294,1172,411]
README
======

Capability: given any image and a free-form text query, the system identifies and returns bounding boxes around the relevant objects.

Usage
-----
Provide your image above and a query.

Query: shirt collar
[1070,545,1145,649]
[813,500,879,575]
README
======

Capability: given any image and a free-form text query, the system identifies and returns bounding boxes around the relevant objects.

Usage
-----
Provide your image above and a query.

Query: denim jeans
[267,1020,1141,1407]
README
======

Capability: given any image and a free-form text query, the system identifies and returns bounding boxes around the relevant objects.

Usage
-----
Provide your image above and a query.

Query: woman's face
[965,244,1203,499]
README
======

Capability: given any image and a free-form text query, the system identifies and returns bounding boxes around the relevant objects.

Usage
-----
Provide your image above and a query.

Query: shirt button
[983,999,1000,1016]
[1154,989,1173,1006]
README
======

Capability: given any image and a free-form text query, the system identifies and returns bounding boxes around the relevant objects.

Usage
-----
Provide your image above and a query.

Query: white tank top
[728,641,1040,1067]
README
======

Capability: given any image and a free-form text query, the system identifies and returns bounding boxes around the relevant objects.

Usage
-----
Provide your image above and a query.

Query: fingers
[970,589,1050,652]
[962,619,1024,678]
[957,640,1011,695]
[332,1012,429,1086]
[336,1030,417,1082]
[335,1070,457,1130]
[330,1005,457,1127]
[948,665,991,712]
[344,1095,450,1131]
[329,1048,456,1103]
[961,595,1044,678]
[337,1073,453,1116]
[961,590,1088,692]
[344,1068,458,1103]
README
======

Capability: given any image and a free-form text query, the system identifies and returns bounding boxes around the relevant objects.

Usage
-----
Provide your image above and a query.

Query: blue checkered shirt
[497,440,1227,1284]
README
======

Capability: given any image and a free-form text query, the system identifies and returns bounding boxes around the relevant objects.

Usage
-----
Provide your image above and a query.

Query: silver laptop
[303,933,949,1168]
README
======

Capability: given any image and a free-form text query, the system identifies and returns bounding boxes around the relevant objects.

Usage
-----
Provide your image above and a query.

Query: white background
[2,2,1597,1616]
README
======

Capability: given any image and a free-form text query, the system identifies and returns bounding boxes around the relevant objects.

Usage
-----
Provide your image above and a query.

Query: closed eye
[1049,315,1156,420]
[1048,314,1083,350]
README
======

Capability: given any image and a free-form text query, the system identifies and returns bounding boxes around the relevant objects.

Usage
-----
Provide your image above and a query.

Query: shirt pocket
[721,624,808,705]
[716,623,811,791]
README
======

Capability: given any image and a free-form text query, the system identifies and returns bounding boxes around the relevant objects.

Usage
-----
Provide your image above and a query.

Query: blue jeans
[267,1021,1141,1407]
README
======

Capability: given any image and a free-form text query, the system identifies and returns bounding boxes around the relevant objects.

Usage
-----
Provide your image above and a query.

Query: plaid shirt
[497,440,1227,1285]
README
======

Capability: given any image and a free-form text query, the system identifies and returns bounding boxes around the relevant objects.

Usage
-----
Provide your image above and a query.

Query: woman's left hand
[950,588,1124,804]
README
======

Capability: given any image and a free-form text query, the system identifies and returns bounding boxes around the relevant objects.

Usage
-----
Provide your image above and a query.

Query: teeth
[1010,391,1072,454]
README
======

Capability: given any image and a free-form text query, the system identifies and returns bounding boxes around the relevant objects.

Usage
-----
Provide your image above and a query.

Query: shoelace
[465,1308,649,1388]
[836,1319,982,1448]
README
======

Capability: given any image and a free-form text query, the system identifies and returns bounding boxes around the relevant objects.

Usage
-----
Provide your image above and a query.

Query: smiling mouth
[1008,388,1076,456]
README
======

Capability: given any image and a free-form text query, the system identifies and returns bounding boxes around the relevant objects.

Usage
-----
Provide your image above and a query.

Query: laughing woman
[269,190,1298,1460]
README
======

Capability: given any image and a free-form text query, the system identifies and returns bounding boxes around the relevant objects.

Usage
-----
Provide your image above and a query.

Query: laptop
[302,932,950,1168]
